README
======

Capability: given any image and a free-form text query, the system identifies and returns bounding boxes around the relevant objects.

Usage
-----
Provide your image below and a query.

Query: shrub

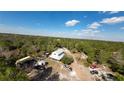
[94,49,102,64]
[61,55,74,65]
[115,73,124,81]
[107,57,124,75]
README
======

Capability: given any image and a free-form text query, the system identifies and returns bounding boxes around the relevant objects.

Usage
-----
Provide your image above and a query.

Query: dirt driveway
[63,48,93,81]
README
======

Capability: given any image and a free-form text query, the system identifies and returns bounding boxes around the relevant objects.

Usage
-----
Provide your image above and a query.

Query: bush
[61,55,74,65]
[117,66,124,75]
[107,57,124,75]
[115,73,124,81]
[107,57,119,72]
[71,48,78,53]
[94,49,102,64]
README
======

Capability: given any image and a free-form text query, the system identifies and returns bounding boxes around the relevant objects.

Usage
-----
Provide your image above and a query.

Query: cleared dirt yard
[45,48,94,81]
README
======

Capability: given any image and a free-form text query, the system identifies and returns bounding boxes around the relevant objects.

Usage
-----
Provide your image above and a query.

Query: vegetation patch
[61,55,74,65]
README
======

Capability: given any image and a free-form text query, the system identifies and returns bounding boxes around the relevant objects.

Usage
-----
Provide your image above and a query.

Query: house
[49,48,64,61]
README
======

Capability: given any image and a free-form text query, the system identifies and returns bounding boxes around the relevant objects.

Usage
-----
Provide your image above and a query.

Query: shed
[49,48,64,60]
[15,56,33,65]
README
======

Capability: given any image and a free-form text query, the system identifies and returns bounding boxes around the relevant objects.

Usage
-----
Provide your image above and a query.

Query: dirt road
[63,48,93,80]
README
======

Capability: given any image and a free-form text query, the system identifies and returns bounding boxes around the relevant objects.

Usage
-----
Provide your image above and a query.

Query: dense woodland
[0,33,124,80]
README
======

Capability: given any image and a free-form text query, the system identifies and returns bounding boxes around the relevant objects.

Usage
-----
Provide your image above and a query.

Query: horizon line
[0,32,124,43]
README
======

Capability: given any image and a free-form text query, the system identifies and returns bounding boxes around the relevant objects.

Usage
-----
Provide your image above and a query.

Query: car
[106,73,115,81]
[90,70,98,74]
[102,73,114,81]
[63,64,72,71]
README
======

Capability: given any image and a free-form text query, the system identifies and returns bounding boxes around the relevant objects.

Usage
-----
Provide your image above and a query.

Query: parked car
[102,73,114,81]
[90,70,98,74]
[63,64,72,71]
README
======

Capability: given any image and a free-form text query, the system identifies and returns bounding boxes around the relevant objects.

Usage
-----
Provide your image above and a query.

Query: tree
[94,49,102,64]
[117,66,124,75]
[115,72,124,81]
[61,55,74,65]
[107,57,120,72]
[107,57,124,76]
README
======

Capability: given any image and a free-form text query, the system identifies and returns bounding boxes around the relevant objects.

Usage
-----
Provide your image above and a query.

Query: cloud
[74,27,101,38]
[120,27,124,30]
[65,19,80,27]
[82,29,101,36]
[99,11,119,14]
[88,22,101,29]
[109,11,119,14]
[100,16,124,24]
[74,21,101,37]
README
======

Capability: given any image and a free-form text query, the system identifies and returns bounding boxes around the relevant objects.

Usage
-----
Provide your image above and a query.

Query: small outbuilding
[15,56,33,65]
[49,48,64,61]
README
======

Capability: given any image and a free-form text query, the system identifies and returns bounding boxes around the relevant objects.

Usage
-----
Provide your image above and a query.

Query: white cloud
[74,21,101,37]
[120,27,124,30]
[100,16,124,24]
[99,11,119,14]
[74,28,101,37]
[109,11,119,14]
[82,29,101,36]
[65,19,80,27]
[88,22,101,29]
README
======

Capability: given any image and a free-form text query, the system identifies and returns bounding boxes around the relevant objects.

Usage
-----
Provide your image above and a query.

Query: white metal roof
[53,48,64,54]
[49,48,64,60]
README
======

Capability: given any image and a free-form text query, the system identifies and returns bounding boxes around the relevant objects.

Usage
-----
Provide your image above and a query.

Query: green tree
[61,55,74,65]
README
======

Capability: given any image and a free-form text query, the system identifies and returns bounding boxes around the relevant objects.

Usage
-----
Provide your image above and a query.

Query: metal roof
[49,48,64,60]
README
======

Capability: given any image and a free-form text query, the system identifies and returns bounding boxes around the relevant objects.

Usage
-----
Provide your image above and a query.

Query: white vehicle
[35,60,46,66]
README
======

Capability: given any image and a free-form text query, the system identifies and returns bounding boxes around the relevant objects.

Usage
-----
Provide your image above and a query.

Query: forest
[0,33,124,80]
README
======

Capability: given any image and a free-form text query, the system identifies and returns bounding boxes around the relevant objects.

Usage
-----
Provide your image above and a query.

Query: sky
[0,11,124,42]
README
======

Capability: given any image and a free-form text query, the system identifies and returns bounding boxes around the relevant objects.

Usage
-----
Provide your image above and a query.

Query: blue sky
[0,11,124,42]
